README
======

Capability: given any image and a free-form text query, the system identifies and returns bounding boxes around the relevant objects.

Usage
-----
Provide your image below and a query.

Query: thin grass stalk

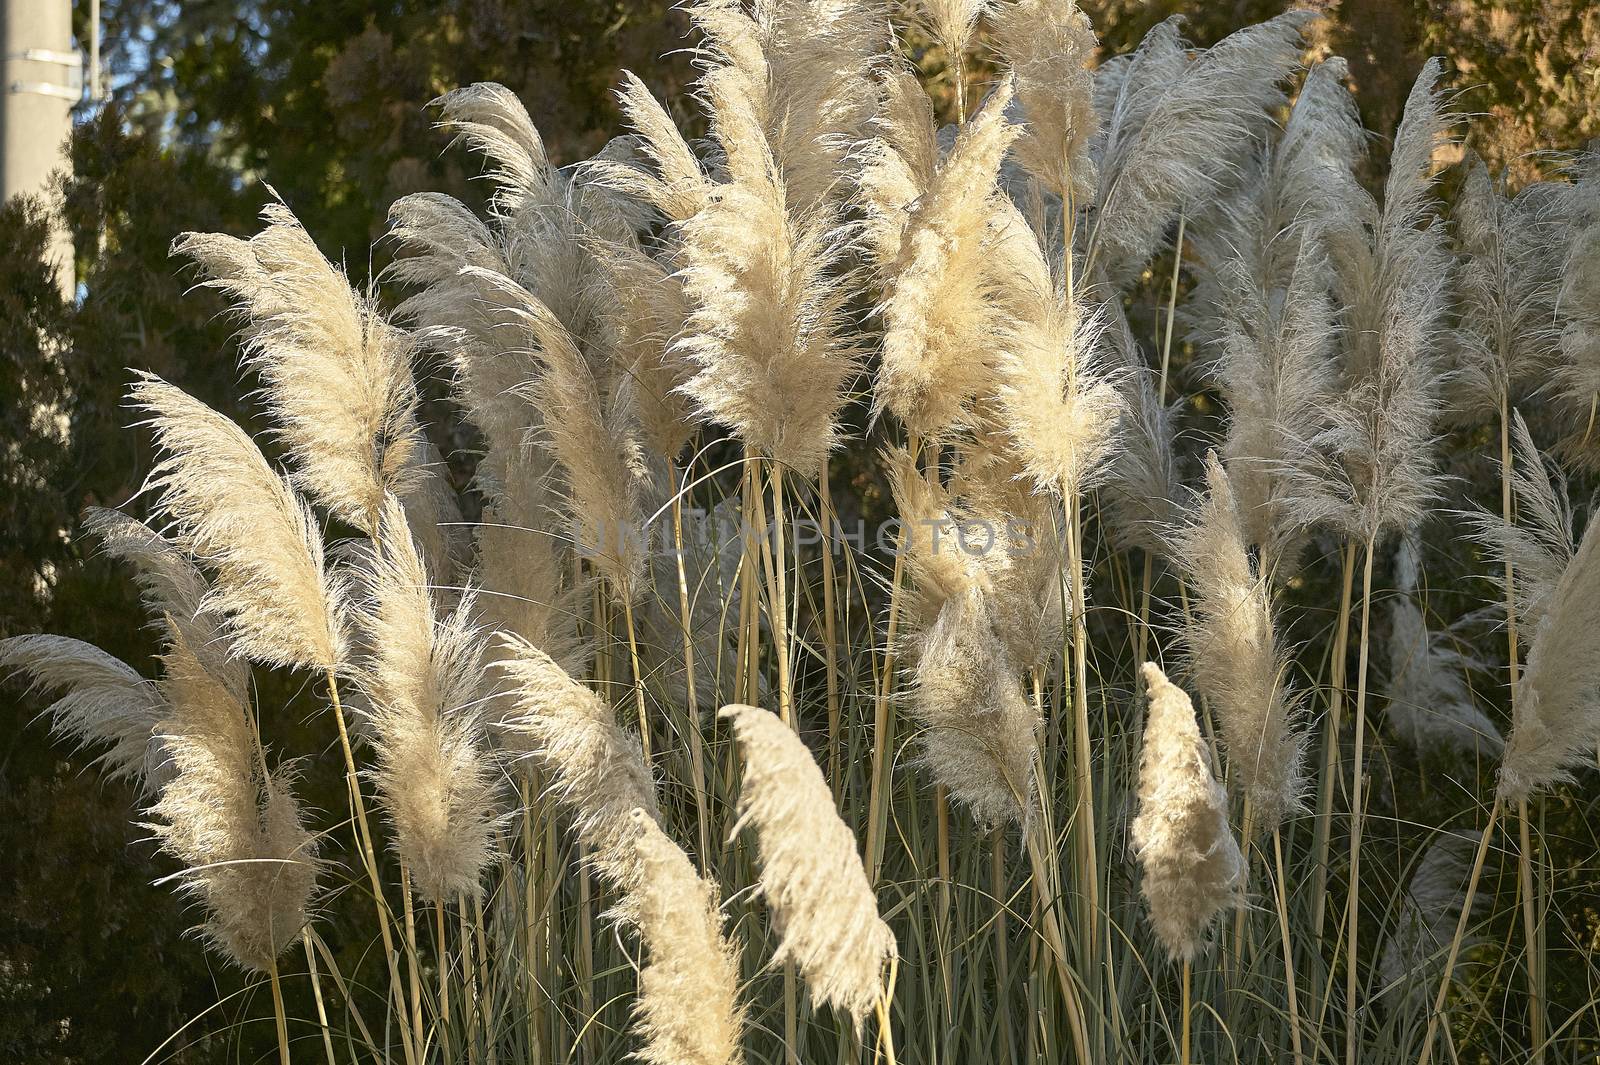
[1272,826,1306,1065]
[1310,536,1358,1028]
[577,850,594,1065]
[1517,799,1544,1062]
[1063,493,1101,1014]
[620,595,652,763]
[1159,213,1187,405]
[435,900,453,1064]
[471,893,492,1065]
[401,862,424,1059]
[1179,958,1191,1065]
[460,899,479,1065]
[1023,818,1092,1065]
[302,929,337,1065]
[310,930,380,1055]
[936,783,953,1022]
[1416,795,1503,1065]
[1345,533,1378,1065]
[1498,395,1545,1064]
[770,462,795,726]
[519,773,545,1065]
[669,459,712,865]
[266,951,291,1065]
[866,483,910,884]
[991,833,1016,1065]
[328,671,417,1065]
[819,458,842,798]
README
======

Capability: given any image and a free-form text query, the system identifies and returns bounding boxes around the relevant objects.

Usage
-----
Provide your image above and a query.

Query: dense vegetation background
[1,1,1596,1060]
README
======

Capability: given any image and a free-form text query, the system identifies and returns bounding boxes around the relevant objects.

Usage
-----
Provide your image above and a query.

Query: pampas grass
[1131,662,1245,963]
[722,703,896,1028]
[356,495,500,902]
[175,203,424,534]
[1168,453,1306,834]
[19,13,1600,1065]
[130,374,348,673]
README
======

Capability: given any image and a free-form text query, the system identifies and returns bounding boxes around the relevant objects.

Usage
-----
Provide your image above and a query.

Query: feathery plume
[908,584,1041,828]
[857,65,940,272]
[495,634,659,836]
[1131,662,1246,962]
[1549,161,1600,460]
[609,811,746,1065]
[1168,454,1307,832]
[0,635,170,793]
[1467,412,1574,637]
[594,70,710,222]
[989,0,1098,204]
[721,703,896,1026]
[1090,12,1314,282]
[1380,829,1486,1002]
[356,495,499,902]
[82,507,246,692]
[873,78,1017,440]
[1291,59,1455,543]
[1384,540,1503,757]
[174,204,424,533]
[131,375,347,672]
[677,153,859,478]
[589,239,697,462]
[473,449,583,679]
[1452,154,1566,412]
[1204,230,1338,568]
[481,269,648,602]
[149,626,318,972]
[496,638,741,1063]
[989,198,1122,495]
[1497,486,1600,802]
[691,0,886,212]
[1102,327,1185,558]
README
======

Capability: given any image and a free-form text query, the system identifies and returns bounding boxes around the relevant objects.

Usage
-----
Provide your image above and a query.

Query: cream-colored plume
[131,374,347,673]
[609,810,746,1065]
[478,268,648,603]
[174,203,423,534]
[677,153,859,479]
[1089,12,1313,282]
[989,198,1122,495]
[496,638,743,1062]
[0,634,170,793]
[494,634,659,838]
[1497,486,1600,802]
[1131,663,1246,963]
[472,448,583,680]
[1293,60,1454,543]
[149,626,318,972]
[691,0,885,212]
[909,584,1041,828]
[721,703,896,1026]
[589,239,696,462]
[1168,454,1306,833]
[356,495,500,902]
[82,506,246,696]
[989,0,1098,204]
[873,78,1018,441]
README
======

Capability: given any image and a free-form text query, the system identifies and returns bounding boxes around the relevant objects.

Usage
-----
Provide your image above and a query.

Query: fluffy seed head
[357,495,500,902]
[721,703,896,1026]
[1131,663,1246,963]
[131,374,347,672]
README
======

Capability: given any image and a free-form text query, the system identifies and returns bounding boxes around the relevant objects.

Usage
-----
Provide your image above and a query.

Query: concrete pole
[2,0,77,292]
